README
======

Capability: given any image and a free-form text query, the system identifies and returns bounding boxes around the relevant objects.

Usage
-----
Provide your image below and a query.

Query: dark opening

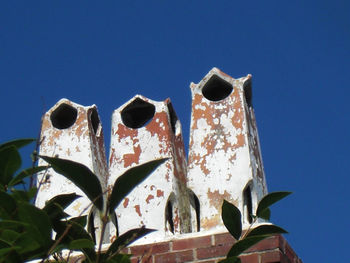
[243,186,253,224]
[121,98,155,129]
[244,80,253,107]
[50,103,77,129]
[90,108,100,135]
[165,199,174,234]
[167,102,178,133]
[202,75,233,101]
[189,190,200,232]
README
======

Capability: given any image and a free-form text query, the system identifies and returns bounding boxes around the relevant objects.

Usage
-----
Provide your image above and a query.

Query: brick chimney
[187,68,268,233]
[35,69,302,263]
[36,98,109,240]
[108,95,192,244]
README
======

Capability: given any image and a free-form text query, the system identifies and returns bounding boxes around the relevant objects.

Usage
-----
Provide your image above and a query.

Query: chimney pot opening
[121,98,155,129]
[50,103,78,129]
[202,75,233,102]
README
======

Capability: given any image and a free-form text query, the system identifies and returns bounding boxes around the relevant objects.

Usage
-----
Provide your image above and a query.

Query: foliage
[220,192,292,263]
[0,138,166,263]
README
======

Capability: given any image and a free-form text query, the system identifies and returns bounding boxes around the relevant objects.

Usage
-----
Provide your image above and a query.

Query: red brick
[246,235,281,253]
[196,243,232,260]
[214,233,235,246]
[285,242,296,262]
[130,242,170,256]
[173,236,212,251]
[240,253,259,263]
[261,250,282,263]
[154,250,194,263]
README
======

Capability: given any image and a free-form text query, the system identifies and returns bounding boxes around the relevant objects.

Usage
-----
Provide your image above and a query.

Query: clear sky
[1,1,349,262]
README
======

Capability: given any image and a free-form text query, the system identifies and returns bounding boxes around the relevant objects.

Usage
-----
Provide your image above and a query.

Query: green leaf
[43,193,81,222]
[108,158,167,214]
[70,216,87,228]
[17,202,52,247]
[219,257,241,263]
[106,227,155,258]
[13,232,41,254]
[0,247,22,263]
[0,138,35,151]
[54,220,96,261]
[106,253,131,263]
[0,230,20,244]
[10,189,35,202]
[0,146,21,186]
[9,166,48,187]
[256,192,292,219]
[246,224,288,238]
[258,207,271,220]
[227,236,267,257]
[221,200,242,240]
[39,155,104,211]
[0,192,17,220]
[69,239,95,250]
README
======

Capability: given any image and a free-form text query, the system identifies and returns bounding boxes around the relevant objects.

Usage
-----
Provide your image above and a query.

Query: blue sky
[1,1,349,262]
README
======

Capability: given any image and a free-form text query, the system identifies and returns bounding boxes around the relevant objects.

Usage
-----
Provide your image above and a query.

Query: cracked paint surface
[35,68,269,246]
[187,68,268,231]
[36,99,109,237]
[108,95,191,244]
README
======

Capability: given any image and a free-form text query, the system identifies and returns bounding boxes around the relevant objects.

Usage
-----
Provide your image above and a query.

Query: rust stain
[173,207,179,231]
[123,198,129,208]
[202,214,221,230]
[116,123,138,141]
[110,235,116,243]
[75,145,81,152]
[123,144,141,168]
[145,194,154,204]
[165,163,171,182]
[75,109,87,138]
[150,185,156,191]
[207,189,232,210]
[109,147,116,165]
[156,189,164,197]
[145,112,171,154]
[134,205,142,217]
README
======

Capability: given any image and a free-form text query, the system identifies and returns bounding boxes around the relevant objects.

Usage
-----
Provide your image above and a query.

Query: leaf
[219,257,241,263]
[246,224,288,238]
[256,192,292,219]
[0,230,20,244]
[227,235,268,257]
[221,200,242,240]
[39,155,104,211]
[0,146,21,186]
[0,247,22,263]
[12,232,41,254]
[0,138,35,151]
[106,227,155,258]
[17,202,52,247]
[0,192,17,220]
[10,189,35,202]
[54,220,96,261]
[70,216,87,228]
[69,239,95,250]
[9,166,48,187]
[43,193,81,222]
[106,253,131,263]
[108,158,167,214]
[258,207,271,220]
